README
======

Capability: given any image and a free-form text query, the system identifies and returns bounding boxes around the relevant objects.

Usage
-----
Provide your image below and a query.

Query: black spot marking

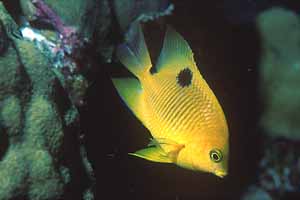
[176,68,193,87]
[150,66,157,74]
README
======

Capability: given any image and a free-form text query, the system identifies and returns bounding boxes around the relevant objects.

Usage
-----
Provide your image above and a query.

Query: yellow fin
[129,146,173,163]
[148,137,182,147]
[112,78,142,118]
[130,138,185,163]
[117,23,152,77]
[149,138,185,162]
[155,26,195,73]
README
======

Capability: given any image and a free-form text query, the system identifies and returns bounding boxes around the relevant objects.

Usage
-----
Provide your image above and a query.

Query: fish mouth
[215,170,227,178]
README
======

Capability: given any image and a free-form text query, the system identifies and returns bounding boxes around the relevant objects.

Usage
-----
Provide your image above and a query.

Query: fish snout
[214,170,227,178]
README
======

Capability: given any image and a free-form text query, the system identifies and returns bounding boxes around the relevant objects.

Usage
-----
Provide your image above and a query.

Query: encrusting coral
[0,0,174,199]
[0,2,93,199]
[242,7,300,200]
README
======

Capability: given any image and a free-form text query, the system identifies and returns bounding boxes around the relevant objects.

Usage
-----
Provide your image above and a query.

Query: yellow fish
[112,24,229,178]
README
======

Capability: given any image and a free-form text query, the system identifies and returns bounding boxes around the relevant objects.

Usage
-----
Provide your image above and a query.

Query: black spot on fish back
[176,68,193,87]
[150,66,157,74]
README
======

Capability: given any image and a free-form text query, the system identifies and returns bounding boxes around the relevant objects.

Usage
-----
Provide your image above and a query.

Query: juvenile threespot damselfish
[112,23,229,178]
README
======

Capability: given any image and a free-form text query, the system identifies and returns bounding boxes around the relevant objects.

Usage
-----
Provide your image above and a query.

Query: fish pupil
[176,68,193,87]
[210,149,223,163]
[212,153,219,161]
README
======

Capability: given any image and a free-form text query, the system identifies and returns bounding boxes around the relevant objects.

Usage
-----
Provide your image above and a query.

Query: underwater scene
[1,0,300,199]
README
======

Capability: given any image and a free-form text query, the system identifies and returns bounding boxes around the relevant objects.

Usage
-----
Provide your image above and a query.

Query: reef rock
[0,0,174,199]
[0,2,93,199]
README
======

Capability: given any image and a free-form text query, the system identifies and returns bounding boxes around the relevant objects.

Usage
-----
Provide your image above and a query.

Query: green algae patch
[25,95,64,154]
[0,96,22,137]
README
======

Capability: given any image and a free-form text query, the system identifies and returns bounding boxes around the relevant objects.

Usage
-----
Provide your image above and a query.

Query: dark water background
[81,1,300,199]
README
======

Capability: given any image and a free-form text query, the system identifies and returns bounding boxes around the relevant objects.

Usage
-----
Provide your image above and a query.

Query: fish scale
[142,71,216,142]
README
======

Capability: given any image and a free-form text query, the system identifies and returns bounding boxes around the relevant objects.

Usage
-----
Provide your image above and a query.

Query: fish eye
[209,149,223,163]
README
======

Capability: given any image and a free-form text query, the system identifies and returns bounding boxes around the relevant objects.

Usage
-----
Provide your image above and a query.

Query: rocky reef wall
[0,0,173,199]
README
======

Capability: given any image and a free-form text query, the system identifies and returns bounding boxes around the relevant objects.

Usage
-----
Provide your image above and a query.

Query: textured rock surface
[24,0,173,62]
[0,2,93,199]
[0,0,174,199]
[113,0,173,32]
[43,0,94,30]
[17,0,173,107]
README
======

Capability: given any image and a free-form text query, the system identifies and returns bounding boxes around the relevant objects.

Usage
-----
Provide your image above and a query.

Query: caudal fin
[116,23,152,78]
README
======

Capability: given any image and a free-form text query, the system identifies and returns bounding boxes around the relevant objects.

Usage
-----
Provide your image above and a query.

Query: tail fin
[116,23,152,78]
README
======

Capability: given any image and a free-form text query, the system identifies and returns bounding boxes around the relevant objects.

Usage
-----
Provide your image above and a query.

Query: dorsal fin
[155,26,196,73]
[117,23,152,78]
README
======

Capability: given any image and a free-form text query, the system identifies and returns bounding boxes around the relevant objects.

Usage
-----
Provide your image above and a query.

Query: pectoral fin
[129,146,173,163]
[129,138,185,163]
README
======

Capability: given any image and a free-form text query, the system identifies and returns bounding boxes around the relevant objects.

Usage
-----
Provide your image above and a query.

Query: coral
[95,0,174,62]
[259,140,300,192]
[20,0,89,106]
[0,2,94,199]
[18,0,174,107]
[242,186,272,200]
[243,7,300,200]
[242,139,300,200]
[0,0,174,199]
[32,0,75,35]
[113,0,174,33]
[257,7,300,140]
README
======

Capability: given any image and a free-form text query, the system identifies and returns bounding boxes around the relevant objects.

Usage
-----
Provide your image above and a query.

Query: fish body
[112,24,229,178]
